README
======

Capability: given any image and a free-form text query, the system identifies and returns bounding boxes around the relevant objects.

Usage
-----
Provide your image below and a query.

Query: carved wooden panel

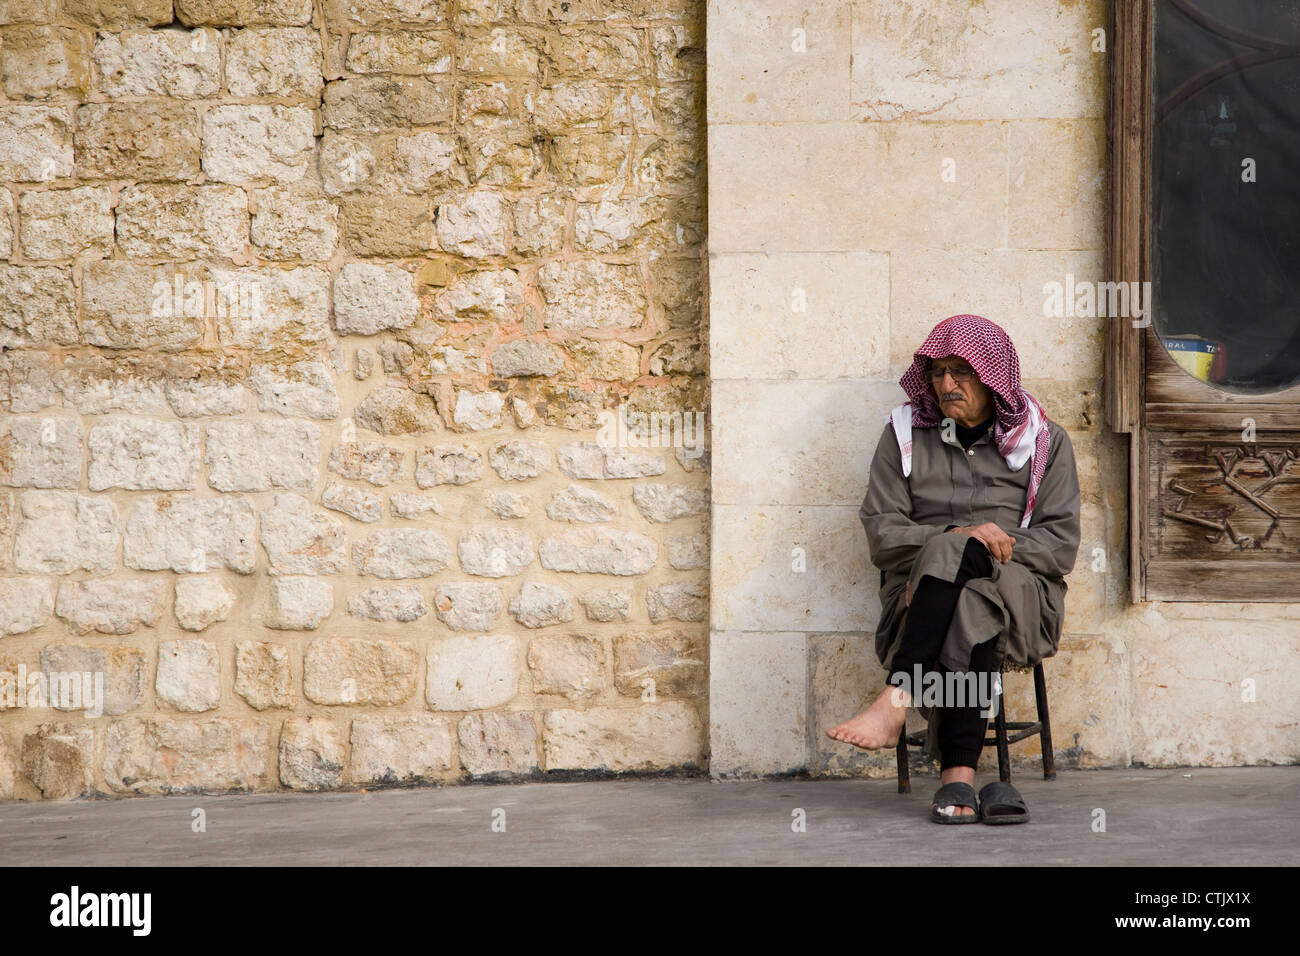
[1149,433,1300,559]
[1146,431,1300,600]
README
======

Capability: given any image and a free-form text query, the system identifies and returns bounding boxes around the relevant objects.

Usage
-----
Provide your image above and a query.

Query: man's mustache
[940,393,964,402]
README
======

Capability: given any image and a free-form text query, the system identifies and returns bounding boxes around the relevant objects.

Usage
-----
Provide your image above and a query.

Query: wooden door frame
[1105,0,1151,603]
[1105,0,1300,602]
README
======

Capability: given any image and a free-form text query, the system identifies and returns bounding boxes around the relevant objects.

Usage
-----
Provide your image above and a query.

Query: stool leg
[994,676,1011,783]
[896,724,910,793]
[1034,662,1056,781]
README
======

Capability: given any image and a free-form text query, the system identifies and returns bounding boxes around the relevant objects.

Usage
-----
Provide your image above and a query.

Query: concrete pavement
[1,766,1296,866]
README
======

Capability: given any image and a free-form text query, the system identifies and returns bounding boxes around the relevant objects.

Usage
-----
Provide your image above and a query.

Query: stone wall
[707,0,1299,775]
[0,0,708,800]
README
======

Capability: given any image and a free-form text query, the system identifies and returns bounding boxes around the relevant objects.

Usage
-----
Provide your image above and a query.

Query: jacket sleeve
[1005,424,1082,580]
[859,424,951,573]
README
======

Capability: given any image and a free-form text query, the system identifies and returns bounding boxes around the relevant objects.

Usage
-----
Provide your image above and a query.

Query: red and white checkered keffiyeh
[886,314,1051,528]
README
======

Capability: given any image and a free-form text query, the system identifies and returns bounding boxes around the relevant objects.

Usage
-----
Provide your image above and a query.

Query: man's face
[928,354,994,428]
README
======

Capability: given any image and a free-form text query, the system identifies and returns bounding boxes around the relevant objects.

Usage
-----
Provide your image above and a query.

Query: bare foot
[825,685,911,750]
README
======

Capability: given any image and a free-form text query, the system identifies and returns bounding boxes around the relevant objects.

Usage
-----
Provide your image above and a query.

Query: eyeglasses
[928,364,977,383]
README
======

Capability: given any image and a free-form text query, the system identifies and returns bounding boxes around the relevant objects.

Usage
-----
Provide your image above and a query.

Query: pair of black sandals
[930,781,1029,824]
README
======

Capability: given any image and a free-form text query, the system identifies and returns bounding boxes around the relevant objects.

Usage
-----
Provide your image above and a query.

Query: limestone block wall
[0,0,709,800]
[706,0,1299,775]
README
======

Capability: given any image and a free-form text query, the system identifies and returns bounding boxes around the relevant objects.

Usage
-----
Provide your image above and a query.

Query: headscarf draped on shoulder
[886,314,1051,528]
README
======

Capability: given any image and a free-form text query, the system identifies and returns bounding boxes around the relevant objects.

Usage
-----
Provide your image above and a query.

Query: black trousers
[889,537,998,770]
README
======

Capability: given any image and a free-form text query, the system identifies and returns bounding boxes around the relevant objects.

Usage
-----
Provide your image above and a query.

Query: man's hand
[946,522,1015,563]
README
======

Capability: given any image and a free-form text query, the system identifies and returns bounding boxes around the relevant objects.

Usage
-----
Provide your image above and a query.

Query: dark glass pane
[1153,0,1300,393]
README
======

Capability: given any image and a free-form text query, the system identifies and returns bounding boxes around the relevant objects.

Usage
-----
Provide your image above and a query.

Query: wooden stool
[896,660,1056,794]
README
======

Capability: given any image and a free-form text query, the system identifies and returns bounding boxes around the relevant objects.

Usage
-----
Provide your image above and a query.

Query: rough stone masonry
[0,0,708,800]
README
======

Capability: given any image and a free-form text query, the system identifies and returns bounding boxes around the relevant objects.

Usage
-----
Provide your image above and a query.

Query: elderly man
[826,314,1080,824]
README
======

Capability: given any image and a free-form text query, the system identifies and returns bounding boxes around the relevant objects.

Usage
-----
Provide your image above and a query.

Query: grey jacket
[860,417,1082,676]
